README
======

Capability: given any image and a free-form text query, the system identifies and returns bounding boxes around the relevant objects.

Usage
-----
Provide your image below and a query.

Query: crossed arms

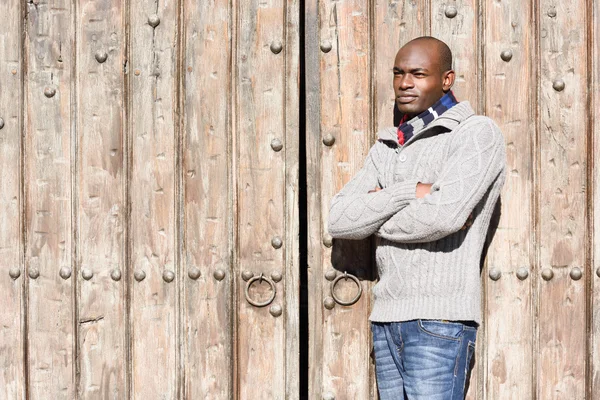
[327,119,506,244]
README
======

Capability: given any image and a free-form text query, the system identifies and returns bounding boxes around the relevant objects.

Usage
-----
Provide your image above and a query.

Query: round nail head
[488,267,501,281]
[597,267,600,278]
[320,41,332,53]
[214,269,226,281]
[547,7,557,18]
[271,236,283,249]
[323,297,336,310]
[325,270,337,281]
[111,268,122,281]
[81,268,93,280]
[270,138,283,152]
[552,79,565,92]
[445,6,458,18]
[570,267,582,281]
[323,134,336,146]
[242,270,254,281]
[271,271,282,283]
[28,267,40,279]
[269,304,283,317]
[270,41,283,54]
[134,270,146,282]
[9,267,21,280]
[323,234,333,248]
[500,49,513,62]
[162,269,175,283]
[148,14,160,28]
[59,266,72,280]
[44,87,56,98]
[0,117,4,129]
[95,50,108,63]
[541,268,554,281]
[188,267,201,280]
[516,267,529,281]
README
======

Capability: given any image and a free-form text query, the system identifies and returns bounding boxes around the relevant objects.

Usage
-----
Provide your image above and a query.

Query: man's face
[393,43,454,116]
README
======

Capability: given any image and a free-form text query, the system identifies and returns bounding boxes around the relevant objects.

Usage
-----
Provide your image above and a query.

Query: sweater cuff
[387,179,419,204]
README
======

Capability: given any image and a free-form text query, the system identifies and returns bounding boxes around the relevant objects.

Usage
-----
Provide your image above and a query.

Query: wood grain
[537,1,588,398]
[181,0,233,398]
[483,0,534,399]
[593,0,600,396]
[317,0,374,398]
[235,0,288,398]
[24,0,75,398]
[129,0,179,397]
[0,1,25,398]
[374,0,427,131]
[75,1,127,397]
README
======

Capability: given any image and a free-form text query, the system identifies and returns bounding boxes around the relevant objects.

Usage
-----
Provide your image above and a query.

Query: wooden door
[0,1,298,399]
[306,1,600,399]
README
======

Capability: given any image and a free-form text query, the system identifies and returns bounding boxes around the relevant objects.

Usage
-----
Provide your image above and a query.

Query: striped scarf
[397,91,458,145]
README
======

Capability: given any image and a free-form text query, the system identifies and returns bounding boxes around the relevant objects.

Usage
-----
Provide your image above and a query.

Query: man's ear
[442,70,455,91]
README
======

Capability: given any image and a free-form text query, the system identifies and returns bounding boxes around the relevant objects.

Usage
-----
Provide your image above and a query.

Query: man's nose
[398,75,414,89]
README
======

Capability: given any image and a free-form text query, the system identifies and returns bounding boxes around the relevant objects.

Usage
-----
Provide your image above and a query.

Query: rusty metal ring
[330,271,362,306]
[245,273,277,307]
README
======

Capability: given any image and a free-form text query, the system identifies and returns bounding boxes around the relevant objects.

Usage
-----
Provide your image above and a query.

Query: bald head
[403,36,453,72]
[392,36,455,117]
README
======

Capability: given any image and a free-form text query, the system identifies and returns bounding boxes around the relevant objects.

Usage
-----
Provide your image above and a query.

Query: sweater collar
[378,100,476,145]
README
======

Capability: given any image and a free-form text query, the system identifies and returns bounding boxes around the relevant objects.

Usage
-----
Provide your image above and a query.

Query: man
[327,37,506,399]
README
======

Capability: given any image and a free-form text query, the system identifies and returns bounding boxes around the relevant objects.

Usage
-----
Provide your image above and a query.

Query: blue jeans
[371,320,477,400]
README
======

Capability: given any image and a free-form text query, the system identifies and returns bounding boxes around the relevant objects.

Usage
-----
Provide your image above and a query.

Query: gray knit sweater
[327,101,506,324]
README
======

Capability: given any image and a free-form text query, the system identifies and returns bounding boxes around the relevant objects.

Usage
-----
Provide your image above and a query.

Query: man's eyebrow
[392,67,429,73]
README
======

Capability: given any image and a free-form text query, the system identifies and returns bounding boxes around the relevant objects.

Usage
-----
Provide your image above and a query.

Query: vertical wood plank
[374,0,427,131]
[317,0,373,398]
[181,0,233,397]
[430,0,480,108]
[0,1,25,398]
[483,0,534,399]
[76,1,127,397]
[537,0,587,398]
[592,0,600,395]
[129,0,179,397]
[24,0,75,398]
[235,0,291,398]
[284,0,301,398]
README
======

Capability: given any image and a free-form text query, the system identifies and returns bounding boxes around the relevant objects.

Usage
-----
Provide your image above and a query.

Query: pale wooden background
[0,0,599,399]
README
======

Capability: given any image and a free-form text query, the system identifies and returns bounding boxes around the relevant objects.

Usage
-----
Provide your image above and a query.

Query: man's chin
[396,103,425,115]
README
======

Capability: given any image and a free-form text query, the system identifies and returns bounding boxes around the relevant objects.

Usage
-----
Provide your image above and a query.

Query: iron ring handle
[330,271,362,306]
[245,273,277,307]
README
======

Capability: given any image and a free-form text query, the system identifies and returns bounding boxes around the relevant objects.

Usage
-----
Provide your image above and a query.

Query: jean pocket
[417,319,464,341]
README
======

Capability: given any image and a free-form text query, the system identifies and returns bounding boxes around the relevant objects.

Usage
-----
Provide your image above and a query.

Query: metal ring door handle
[245,273,277,307]
[330,271,362,306]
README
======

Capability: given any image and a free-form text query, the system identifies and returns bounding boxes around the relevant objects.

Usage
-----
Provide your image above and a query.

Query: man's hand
[368,186,382,193]
[416,182,432,198]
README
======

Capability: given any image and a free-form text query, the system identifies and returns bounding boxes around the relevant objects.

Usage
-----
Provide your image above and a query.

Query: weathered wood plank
[317,0,374,398]
[0,1,25,398]
[129,0,179,397]
[24,0,75,398]
[537,1,587,398]
[593,0,600,395]
[75,1,127,397]
[284,0,301,398]
[181,0,232,398]
[235,0,289,398]
[483,0,534,399]
[374,0,427,131]
[430,0,479,108]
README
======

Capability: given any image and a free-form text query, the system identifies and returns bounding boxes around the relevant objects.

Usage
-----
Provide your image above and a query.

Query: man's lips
[396,95,418,103]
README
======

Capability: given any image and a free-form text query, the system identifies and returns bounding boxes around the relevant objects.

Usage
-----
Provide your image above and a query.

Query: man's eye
[414,73,426,77]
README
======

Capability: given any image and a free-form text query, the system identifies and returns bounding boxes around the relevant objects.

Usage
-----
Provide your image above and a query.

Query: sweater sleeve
[375,117,506,243]
[327,143,420,240]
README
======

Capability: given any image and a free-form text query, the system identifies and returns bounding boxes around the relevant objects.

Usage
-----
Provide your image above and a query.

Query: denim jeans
[371,320,477,400]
